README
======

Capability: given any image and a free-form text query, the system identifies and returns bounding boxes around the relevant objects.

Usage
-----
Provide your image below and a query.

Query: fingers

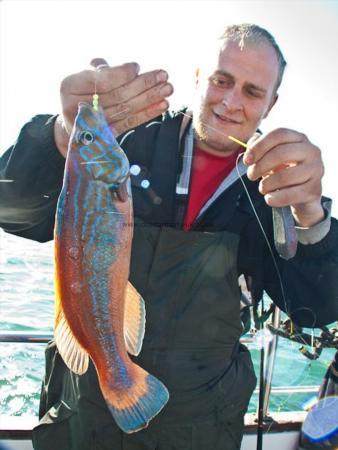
[62,70,171,114]
[244,128,304,166]
[245,129,322,181]
[112,100,170,136]
[259,162,323,207]
[246,141,317,181]
[264,179,322,208]
[98,69,170,107]
[59,60,173,136]
[259,162,310,195]
[61,62,140,95]
[97,69,173,135]
[104,80,173,123]
[243,128,324,210]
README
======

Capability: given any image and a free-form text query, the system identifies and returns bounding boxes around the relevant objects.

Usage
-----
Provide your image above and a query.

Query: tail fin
[100,364,169,434]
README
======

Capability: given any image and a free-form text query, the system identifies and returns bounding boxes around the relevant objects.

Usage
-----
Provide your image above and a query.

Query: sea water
[0,228,335,418]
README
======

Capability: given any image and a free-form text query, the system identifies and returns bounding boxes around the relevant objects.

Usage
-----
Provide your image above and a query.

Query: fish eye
[79,131,94,145]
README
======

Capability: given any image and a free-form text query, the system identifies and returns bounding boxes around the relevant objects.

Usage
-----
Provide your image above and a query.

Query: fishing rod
[178,111,316,449]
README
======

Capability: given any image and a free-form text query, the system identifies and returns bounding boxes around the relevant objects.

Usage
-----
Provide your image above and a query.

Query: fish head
[68,102,130,200]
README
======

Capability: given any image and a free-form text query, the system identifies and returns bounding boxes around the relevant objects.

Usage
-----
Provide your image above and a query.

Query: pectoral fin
[54,306,89,375]
[124,282,146,356]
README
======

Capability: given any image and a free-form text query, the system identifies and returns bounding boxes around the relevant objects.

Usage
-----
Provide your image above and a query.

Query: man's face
[193,39,279,155]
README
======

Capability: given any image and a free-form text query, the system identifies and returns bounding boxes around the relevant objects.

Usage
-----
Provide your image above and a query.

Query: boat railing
[0,320,320,441]
[0,332,54,343]
[0,312,319,400]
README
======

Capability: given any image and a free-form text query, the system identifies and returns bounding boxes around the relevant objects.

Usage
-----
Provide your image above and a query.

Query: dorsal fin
[124,282,146,356]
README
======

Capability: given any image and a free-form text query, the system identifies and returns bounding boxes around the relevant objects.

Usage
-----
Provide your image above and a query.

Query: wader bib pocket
[32,400,76,450]
[217,344,257,419]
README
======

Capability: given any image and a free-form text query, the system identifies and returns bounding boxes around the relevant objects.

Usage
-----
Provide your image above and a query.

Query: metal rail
[0,332,255,344]
[255,385,318,395]
[0,330,320,398]
[0,332,53,343]
[262,306,281,417]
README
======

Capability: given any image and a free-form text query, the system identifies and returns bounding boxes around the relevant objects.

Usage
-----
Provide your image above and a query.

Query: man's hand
[243,128,325,227]
[54,59,173,157]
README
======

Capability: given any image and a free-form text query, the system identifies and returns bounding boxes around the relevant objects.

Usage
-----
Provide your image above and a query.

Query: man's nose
[222,87,243,112]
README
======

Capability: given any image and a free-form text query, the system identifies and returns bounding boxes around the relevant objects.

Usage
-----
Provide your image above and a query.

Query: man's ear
[264,93,278,118]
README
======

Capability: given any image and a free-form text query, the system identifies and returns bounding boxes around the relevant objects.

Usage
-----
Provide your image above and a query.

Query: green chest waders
[33,225,256,450]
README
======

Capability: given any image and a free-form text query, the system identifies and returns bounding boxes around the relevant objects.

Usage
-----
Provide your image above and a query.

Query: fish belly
[55,177,169,433]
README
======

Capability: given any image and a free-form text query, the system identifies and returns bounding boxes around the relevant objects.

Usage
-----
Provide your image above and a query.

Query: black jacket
[1,111,338,327]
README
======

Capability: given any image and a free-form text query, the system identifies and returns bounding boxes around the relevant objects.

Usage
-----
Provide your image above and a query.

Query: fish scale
[53,102,169,433]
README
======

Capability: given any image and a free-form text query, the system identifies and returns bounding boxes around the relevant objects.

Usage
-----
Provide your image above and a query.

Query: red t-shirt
[183,147,239,231]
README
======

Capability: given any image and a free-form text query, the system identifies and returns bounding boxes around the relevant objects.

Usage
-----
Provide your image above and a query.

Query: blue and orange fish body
[54,103,168,433]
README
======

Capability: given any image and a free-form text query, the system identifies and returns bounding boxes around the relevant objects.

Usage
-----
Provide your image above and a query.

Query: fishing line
[231,126,319,448]
[178,111,290,317]
[177,110,321,447]
[177,112,320,350]
[264,362,313,437]
[234,160,307,445]
[235,152,289,314]
[178,111,317,344]
[233,153,319,348]
[93,67,99,111]
[92,64,130,120]
[234,132,319,356]
[275,359,313,413]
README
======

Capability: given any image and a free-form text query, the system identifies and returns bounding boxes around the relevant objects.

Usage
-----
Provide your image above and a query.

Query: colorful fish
[53,102,169,433]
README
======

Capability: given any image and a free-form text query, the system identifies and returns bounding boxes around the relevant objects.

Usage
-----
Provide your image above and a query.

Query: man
[1,24,337,450]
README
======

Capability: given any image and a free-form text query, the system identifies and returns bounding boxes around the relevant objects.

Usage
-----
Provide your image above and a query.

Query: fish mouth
[78,102,95,112]
[74,102,105,132]
[77,102,104,116]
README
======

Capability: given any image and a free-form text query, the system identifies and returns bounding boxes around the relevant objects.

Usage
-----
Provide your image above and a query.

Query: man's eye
[211,77,229,87]
[246,89,263,99]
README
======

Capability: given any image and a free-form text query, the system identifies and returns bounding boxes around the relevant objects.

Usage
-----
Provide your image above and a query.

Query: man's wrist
[294,198,332,245]
[291,200,325,228]
[54,115,69,158]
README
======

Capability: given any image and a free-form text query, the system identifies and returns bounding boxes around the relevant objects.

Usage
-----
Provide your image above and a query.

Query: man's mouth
[213,112,242,125]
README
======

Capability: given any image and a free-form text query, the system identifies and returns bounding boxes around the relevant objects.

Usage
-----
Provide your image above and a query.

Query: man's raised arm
[0,60,173,241]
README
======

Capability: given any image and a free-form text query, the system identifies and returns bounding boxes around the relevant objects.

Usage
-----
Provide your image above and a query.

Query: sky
[1,0,338,214]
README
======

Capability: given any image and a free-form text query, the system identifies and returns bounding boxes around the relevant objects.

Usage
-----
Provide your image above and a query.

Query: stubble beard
[194,112,237,154]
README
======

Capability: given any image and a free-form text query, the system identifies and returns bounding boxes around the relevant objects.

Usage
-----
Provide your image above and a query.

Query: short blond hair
[219,24,287,92]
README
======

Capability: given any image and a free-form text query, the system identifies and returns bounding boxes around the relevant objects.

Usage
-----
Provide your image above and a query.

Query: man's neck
[194,139,241,158]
